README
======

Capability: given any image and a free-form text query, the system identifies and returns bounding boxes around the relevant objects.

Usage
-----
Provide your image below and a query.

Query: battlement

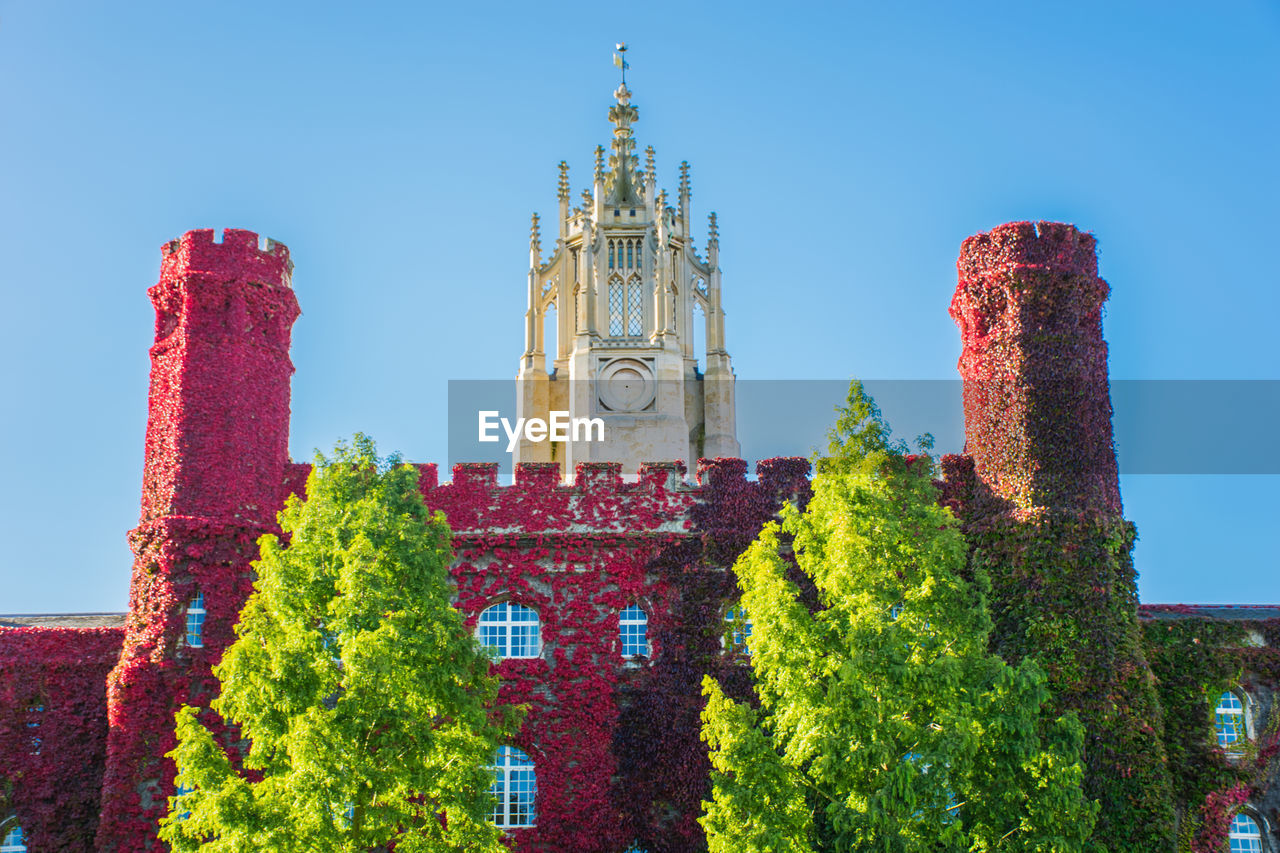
[279,458,810,538]
[957,221,1099,282]
[159,228,293,288]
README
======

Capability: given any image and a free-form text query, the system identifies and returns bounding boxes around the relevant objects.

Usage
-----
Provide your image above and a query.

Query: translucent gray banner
[447,380,1280,476]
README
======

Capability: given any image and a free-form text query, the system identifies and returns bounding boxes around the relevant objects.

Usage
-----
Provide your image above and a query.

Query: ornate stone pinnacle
[557,161,570,201]
[594,146,605,182]
[708,212,719,246]
[645,145,656,179]
[679,161,691,199]
[530,212,542,256]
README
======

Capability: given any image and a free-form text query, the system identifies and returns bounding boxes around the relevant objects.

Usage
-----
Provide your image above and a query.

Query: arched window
[609,276,625,336]
[724,606,752,655]
[620,605,648,659]
[185,592,206,649]
[1229,813,1263,852]
[1215,691,1247,752]
[0,823,26,853]
[477,603,541,659]
[626,276,643,336]
[487,746,536,828]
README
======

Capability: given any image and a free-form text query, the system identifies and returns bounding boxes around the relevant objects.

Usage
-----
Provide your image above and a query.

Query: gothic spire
[606,83,642,205]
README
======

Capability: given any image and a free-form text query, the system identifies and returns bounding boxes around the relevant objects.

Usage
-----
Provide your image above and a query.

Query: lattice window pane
[1229,813,1262,852]
[724,607,752,655]
[627,282,643,337]
[488,746,536,828]
[609,281,625,336]
[185,592,206,649]
[1,825,26,852]
[477,603,540,659]
[1215,691,1245,747]
[620,605,648,658]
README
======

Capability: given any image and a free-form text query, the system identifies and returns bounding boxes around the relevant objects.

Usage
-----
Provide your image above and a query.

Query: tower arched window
[477,603,541,659]
[184,592,206,649]
[626,275,643,337]
[620,605,649,659]
[487,746,536,828]
[0,822,26,853]
[1229,813,1263,852]
[609,276,625,336]
[1215,690,1248,754]
[626,240,633,269]
[723,606,753,655]
[608,240,615,269]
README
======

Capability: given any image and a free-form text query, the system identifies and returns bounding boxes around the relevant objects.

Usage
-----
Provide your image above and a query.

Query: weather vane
[613,42,629,86]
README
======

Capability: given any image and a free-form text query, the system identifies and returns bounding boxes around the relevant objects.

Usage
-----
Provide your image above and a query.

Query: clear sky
[1,1,1276,613]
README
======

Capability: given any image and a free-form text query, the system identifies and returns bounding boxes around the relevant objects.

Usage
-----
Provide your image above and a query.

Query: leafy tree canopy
[700,382,1099,852]
[160,435,521,852]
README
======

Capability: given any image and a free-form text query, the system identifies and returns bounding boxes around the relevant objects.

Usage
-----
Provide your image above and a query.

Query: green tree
[160,435,520,852]
[699,383,1099,852]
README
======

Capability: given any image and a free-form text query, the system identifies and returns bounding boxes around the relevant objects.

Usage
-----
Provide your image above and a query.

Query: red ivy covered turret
[950,221,1119,515]
[96,230,300,852]
[944,221,1176,849]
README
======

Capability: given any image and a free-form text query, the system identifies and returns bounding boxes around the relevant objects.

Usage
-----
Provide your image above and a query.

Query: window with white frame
[1229,813,1263,853]
[620,605,648,659]
[1215,691,1247,752]
[487,746,536,828]
[723,606,752,655]
[0,823,26,853]
[477,603,541,659]
[184,592,206,648]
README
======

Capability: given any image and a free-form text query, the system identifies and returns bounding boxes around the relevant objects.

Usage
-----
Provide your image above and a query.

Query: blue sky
[1,1,1276,613]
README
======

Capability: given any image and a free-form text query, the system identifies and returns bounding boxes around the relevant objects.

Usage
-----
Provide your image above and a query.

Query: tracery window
[620,605,649,658]
[1229,813,1263,853]
[1215,690,1247,753]
[477,603,541,659]
[184,592,206,648]
[626,275,643,336]
[487,746,536,828]
[609,276,625,336]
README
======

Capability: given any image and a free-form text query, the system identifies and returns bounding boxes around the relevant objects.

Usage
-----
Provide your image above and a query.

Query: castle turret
[97,229,299,851]
[516,68,738,475]
[950,221,1120,514]
[945,222,1175,850]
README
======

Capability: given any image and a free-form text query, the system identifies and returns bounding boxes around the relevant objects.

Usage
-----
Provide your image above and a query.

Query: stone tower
[96,229,300,851]
[515,80,739,475]
[945,221,1175,850]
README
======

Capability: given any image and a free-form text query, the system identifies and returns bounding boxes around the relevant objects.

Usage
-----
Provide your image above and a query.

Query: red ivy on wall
[0,627,123,851]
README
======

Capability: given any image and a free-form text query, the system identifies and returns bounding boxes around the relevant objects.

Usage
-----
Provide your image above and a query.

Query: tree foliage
[159,435,520,852]
[699,382,1099,852]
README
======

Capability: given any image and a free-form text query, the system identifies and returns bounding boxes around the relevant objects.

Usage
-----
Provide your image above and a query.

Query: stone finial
[594,145,605,182]
[557,161,570,201]
[645,145,656,178]
[581,188,593,211]
[678,160,691,219]
[707,212,719,248]
[530,212,542,260]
